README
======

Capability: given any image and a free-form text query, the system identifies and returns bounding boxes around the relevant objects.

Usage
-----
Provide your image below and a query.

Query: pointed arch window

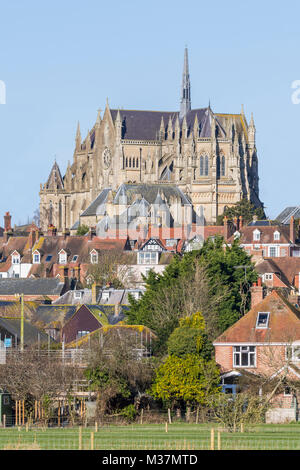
[204,155,209,176]
[200,156,204,176]
[221,155,225,176]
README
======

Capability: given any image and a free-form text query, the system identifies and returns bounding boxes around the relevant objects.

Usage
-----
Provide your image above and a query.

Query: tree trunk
[186,406,191,422]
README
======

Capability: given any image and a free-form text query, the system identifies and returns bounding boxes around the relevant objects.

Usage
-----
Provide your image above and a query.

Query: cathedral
[39,48,262,235]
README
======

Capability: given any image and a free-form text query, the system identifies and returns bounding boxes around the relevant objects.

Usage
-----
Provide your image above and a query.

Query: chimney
[47,225,57,237]
[28,228,36,250]
[290,216,295,244]
[4,212,11,231]
[223,216,230,240]
[91,283,101,304]
[114,302,121,317]
[88,227,96,240]
[233,216,238,231]
[147,223,152,239]
[63,229,70,240]
[239,215,243,229]
[250,278,264,308]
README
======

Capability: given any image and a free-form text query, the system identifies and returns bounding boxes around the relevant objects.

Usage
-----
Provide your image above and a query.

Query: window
[90,251,98,264]
[286,345,300,362]
[233,346,256,367]
[77,330,90,339]
[71,255,78,263]
[33,252,40,264]
[138,252,158,265]
[12,254,20,264]
[102,292,110,301]
[274,231,280,241]
[256,312,270,328]
[264,273,273,281]
[45,255,52,262]
[269,246,277,257]
[253,230,260,241]
[221,155,225,176]
[74,291,82,299]
[59,252,67,264]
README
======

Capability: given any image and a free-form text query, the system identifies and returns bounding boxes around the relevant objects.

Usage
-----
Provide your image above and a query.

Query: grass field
[1,423,300,450]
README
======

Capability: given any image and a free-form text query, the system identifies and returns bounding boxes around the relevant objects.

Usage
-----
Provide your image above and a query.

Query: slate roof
[80,188,111,217]
[0,317,54,345]
[214,290,300,344]
[0,278,65,295]
[276,207,300,224]
[109,107,232,141]
[33,304,78,327]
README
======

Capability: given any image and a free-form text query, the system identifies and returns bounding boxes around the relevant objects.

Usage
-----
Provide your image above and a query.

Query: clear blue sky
[0,0,299,225]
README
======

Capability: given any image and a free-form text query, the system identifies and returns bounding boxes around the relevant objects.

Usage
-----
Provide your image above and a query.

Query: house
[0,317,55,349]
[255,257,300,299]
[0,278,67,302]
[213,282,300,422]
[226,216,300,263]
[61,304,126,344]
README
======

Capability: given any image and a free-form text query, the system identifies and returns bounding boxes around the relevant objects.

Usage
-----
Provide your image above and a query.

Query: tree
[151,354,221,420]
[76,224,89,236]
[85,249,136,289]
[167,312,214,361]
[216,198,266,226]
[127,236,257,353]
[84,328,155,418]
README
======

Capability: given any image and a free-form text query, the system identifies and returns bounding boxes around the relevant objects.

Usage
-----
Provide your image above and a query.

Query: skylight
[256,312,270,328]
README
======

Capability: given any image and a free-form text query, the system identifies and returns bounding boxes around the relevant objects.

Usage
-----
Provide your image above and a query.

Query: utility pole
[20,293,24,352]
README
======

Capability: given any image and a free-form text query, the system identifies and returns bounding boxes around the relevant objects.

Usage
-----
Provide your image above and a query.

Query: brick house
[213,283,300,422]
[226,216,300,263]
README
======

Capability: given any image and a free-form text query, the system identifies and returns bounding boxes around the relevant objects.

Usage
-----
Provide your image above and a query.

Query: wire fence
[1,422,300,450]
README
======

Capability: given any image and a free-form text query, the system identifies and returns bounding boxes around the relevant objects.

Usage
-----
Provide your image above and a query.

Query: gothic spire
[179,47,191,120]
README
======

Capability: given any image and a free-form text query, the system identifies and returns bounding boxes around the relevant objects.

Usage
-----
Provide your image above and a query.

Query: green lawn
[1,423,300,450]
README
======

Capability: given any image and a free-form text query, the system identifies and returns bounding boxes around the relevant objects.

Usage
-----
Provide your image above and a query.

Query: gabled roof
[227,225,291,245]
[0,317,54,345]
[214,290,300,344]
[0,278,65,295]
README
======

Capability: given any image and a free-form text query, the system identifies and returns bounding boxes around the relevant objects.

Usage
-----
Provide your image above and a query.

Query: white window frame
[138,251,158,265]
[253,230,260,241]
[233,346,256,367]
[59,251,67,264]
[90,250,98,264]
[256,312,270,329]
[101,292,110,301]
[269,246,278,257]
[33,252,40,264]
[12,254,20,264]
[74,291,82,299]
[264,273,273,281]
[274,231,280,241]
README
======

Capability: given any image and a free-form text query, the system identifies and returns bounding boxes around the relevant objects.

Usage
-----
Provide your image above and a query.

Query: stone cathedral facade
[39,48,262,234]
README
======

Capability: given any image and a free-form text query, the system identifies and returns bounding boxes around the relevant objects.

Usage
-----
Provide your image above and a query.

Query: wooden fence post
[3,414,6,428]
[91,431,94,450]
[79,426,82,450]
[217,431,221,450]
[210,428,215,450]
[165,422,168,433]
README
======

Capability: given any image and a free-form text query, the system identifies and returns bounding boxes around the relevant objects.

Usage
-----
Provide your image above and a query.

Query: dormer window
[90,249,98,264]
[102,292,110,301]
[256,312,270,328]
[32,251,40,264]
[12,252,20,264]
[233,231,240,240]
[253,229,260,241]
[274,231,280,241]
[59,250,67,264]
